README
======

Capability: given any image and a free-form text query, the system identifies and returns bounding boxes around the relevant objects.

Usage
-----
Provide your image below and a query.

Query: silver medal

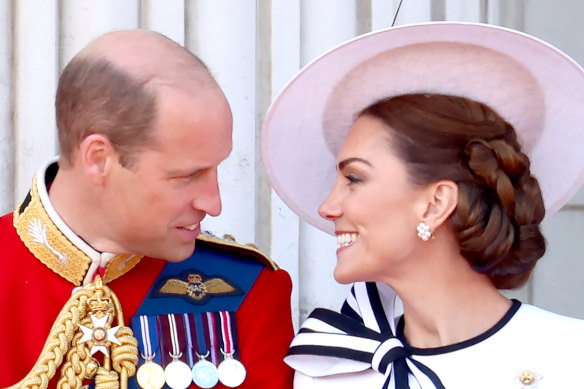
[165,359,192,389]
[192,358,219,388]
[217,357,246,388]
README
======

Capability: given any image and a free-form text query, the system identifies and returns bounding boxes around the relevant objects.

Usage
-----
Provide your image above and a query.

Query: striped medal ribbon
[135,315,165,389]
[163,314,192,389]
[216,311,246,387]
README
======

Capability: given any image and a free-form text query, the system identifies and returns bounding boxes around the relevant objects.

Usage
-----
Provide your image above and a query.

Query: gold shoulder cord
[5,276,138,389]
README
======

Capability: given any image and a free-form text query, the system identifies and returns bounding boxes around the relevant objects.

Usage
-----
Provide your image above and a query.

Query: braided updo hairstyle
[360,94,546,289]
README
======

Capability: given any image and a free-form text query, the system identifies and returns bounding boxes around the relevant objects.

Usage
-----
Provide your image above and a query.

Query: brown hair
[56,57,157,168]
[360,94,545,289]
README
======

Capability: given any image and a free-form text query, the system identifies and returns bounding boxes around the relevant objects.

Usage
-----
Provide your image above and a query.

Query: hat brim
[262,22,584,235]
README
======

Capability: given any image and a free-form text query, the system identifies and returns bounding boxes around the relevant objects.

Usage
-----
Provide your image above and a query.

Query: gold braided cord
[58,315,94,389]
[94,368,120,389]
[111,327,139,389]
[3,278,138,389]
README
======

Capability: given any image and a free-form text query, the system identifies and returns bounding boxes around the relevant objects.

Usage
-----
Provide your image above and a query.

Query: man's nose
[192,169,222,217]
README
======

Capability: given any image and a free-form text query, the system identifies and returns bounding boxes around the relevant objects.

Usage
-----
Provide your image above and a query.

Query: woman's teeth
[337,233,358,247]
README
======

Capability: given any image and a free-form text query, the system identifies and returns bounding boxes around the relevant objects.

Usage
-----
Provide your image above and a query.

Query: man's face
[104,86,233,261]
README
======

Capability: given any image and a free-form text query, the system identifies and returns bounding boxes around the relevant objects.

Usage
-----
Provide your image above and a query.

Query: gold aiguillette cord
[4,275,138,389]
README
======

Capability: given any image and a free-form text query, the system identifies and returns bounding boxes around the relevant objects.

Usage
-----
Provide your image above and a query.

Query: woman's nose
[318,183,343,220]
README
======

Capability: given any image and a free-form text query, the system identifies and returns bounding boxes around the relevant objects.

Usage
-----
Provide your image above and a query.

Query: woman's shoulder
[503,303,584,356]
[514,303,584,332]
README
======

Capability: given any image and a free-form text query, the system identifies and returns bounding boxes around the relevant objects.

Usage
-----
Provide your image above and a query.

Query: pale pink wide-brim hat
[261,22,584,235]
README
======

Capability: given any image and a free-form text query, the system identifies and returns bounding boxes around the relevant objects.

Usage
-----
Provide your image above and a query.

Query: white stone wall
[0,0,582,328]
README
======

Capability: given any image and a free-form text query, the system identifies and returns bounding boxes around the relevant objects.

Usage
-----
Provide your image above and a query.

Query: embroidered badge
[152,271,243,305]
[28,217,68,263]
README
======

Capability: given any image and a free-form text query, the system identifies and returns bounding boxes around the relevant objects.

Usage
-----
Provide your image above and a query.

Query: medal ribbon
[191,313,209,359]
[183,313,195,367]
[132,315,162,365]
[139,315,154,359]
[192,313,207,355]
[286,282,445,389]
[158,314,188,366]
[218,311,235,355]
[168,313,183,358]
[205,312,220,365]
[156,316,168,366]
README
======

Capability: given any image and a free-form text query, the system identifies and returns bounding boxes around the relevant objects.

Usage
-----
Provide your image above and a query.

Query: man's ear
[417,180,459,230]
[78,134,117,185]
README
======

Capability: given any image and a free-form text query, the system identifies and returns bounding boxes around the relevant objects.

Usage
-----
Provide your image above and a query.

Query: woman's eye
[345,174,362,184]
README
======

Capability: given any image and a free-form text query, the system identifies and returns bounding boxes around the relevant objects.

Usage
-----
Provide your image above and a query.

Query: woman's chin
[333,266,359,285]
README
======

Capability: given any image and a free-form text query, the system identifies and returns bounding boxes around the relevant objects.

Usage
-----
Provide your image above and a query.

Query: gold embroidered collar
[13,160,143,286]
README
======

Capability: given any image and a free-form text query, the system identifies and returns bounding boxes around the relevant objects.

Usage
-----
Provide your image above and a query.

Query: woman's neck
[381,241,512,348]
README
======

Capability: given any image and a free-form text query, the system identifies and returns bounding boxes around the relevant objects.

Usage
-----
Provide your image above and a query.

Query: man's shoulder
[195,233,279,270]
[0,211,26,250]
[0,211,14,228]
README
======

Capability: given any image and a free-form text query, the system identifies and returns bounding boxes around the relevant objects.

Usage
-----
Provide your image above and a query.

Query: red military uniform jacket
[0,162,294,389]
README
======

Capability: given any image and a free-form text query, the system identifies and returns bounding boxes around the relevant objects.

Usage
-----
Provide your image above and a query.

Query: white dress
[286,282,584,389]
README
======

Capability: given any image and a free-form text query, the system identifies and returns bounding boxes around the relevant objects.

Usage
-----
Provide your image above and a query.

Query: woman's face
[318,115,428,284]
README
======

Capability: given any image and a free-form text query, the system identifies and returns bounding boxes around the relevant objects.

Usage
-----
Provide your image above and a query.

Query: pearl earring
[416,222,433,241]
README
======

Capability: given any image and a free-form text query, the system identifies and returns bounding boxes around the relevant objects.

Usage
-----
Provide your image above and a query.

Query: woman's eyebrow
[337,157,372,171]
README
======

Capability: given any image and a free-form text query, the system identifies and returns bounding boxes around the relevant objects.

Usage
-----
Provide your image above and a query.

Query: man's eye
[172,170,203,181]
[171,174,196,182]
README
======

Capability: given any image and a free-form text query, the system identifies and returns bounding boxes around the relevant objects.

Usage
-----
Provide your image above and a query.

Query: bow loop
[285,282,446,388]
[372,337,409,375]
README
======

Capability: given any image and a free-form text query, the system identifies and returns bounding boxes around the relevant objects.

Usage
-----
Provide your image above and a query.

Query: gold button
[519,370,536,385]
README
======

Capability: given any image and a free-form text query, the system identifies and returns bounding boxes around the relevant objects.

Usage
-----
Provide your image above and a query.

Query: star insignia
[78,314,121,356]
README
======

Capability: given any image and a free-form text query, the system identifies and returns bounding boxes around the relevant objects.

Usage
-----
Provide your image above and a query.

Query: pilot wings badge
[152,271,243,305]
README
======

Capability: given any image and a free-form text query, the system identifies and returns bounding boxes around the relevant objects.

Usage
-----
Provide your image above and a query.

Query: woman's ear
[418,180,458,230]
[78,134,117,185]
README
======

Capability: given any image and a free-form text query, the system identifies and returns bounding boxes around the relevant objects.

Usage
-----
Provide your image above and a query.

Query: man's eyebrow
[337,157,372,171]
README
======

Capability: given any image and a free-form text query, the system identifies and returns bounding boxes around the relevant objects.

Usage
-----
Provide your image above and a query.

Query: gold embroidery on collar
[13,174,143,286]
[104,254,143,284]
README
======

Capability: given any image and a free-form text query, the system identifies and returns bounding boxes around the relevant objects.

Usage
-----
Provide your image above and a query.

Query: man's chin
[151,243,197,263]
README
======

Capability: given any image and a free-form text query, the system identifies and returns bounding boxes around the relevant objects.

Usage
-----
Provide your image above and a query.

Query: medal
[217,354,246,387]
[165,357,193,389]
[137,360,165,389]
[192,352,219,388]
[135,316,165,389]
[163,314,193,389]
[189,314,219,388]
[216,311,246,387]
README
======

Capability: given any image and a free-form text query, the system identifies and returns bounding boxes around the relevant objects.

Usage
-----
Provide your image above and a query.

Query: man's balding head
[56,30,220,167]
[78,30,213,91]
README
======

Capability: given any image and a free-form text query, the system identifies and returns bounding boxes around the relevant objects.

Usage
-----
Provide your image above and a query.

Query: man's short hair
[55,57,157,168]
